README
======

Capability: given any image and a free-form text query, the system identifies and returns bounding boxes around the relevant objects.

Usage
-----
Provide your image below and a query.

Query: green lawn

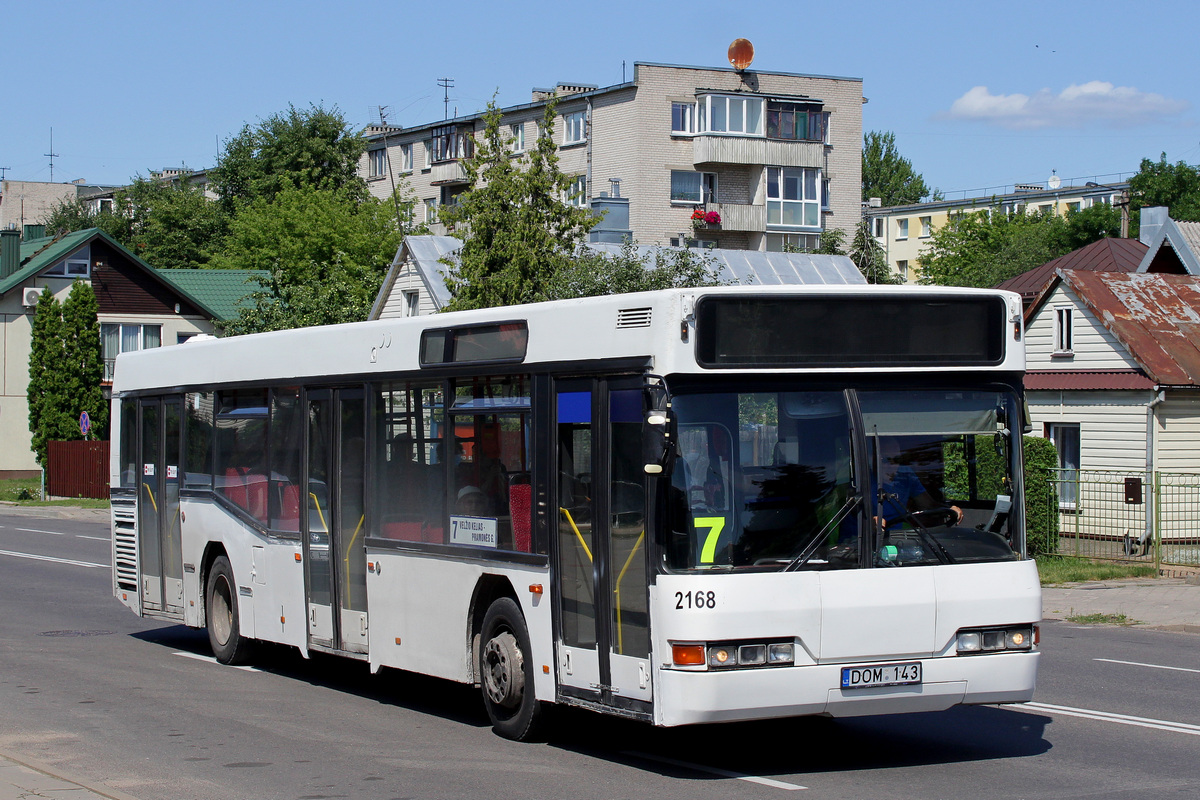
[1036,555,1158,586]
[0,478,108,509]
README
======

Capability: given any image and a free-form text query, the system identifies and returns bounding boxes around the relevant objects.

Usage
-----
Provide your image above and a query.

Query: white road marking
[173,651,259,672]
[0,549,107,569]
[1023,702,1200,736]
[75,535,110,542]
[624,752,806,790]
[1095,658,1200,674]
[17,527,65,536]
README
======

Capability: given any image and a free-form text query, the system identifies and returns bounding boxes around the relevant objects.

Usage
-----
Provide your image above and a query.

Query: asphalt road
[1,509,1197,800]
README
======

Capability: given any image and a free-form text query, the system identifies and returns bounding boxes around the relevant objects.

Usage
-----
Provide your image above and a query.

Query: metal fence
[1046,469,1200,568]
[47,440,109,500]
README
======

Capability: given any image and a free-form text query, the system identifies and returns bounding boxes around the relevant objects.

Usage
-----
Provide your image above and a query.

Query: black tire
[206,555,254,665]
[479,597,543,740]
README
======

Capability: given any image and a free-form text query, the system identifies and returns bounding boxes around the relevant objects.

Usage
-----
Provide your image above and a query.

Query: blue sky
[5,0,1197,199]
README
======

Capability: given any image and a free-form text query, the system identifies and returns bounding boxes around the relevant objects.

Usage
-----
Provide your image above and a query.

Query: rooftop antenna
[377,105,390,126]
[45,128,60,182]
[0,167,11,180]
[437,78,454,120]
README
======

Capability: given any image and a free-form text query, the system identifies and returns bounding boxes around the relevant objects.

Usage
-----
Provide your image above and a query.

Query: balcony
[430,161,469,186]
[702,202,765,233]
[692,136,824,169]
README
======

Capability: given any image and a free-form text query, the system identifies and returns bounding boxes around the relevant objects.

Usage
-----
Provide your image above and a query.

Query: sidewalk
[0,751,138,800]
[1042,576,1200,633]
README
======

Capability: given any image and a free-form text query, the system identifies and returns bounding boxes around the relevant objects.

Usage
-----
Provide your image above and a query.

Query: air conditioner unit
[22,288,43,308]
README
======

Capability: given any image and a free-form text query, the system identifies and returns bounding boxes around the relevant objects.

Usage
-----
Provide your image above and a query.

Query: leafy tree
[27,282,105,467]
[211,104,368,214]
[1062,203,1126,249]
[812,227,847,255]
[862,131,931,206]
[849,217,900,284]
[1023,436,1060,557]
[918,208,1074,288]
[1128,153,1200,221]
[543,240,723,299]
[43,199,132,241]
[218,185,407,333]
[440,99,599,310]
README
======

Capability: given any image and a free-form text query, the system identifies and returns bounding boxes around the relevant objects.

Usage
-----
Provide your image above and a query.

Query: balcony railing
[430,161,469,185]
[703,202,765,233]
[692,136,824,169]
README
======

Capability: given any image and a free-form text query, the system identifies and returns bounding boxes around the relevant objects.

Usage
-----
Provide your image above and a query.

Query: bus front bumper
[654,650,1039,727]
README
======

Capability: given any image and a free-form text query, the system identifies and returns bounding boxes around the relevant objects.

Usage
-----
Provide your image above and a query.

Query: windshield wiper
[882,494,956,565]
[784,494,862,571]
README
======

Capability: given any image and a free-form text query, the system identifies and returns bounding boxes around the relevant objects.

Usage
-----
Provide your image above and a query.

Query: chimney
[1139,206,1168,245]
[23,224,45,241]
[1,228,20,279]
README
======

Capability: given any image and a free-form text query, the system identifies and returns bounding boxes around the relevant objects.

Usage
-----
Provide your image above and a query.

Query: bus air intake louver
[617,307,653,328]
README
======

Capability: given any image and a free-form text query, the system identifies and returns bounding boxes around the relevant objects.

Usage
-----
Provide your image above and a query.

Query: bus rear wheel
[479,597,543,740]
[206,555,253,665]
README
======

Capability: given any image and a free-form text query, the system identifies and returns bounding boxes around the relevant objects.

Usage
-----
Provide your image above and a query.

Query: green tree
[60,281,108,440]
[28,289,69,468]
[218,185,407,333]
[917,207,1074,288]
[862,131,931,206]
[440,99,598,310]
[1023,435,1060,557]
[43,198,132,241]
[850,217,900,284]
[544,240,723,299]
[211,104,368,215]
[1128,153,1200,221]
[1062,202,1126,249]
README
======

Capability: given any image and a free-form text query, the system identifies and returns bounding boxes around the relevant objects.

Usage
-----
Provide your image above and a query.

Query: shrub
[1023,436,1060,557]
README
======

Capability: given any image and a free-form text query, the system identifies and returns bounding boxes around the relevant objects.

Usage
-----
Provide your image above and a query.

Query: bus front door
[554,380,652,711]
[138,397,185,616]
[304,388,368,654]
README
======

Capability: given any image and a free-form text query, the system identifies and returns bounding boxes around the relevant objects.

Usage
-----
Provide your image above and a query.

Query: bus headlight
[767,643,794,664]
[956,626,1036,654]
[672,639,795,669]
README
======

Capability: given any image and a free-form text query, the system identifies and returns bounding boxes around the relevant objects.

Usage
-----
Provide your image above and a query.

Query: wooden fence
[48,440,109,499]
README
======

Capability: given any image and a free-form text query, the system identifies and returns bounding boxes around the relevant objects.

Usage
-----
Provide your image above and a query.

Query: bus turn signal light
[672,644,706,666]
[529,584,543,595]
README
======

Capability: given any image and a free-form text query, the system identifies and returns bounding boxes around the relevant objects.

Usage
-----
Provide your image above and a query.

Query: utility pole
[437,78,454,120]
[45,128,60,182]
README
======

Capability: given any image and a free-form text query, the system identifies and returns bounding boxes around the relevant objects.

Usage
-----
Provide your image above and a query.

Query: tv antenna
[437,78,454,120]
[0,166,11,180]
[377,106,390,126]
[45,127,60,182]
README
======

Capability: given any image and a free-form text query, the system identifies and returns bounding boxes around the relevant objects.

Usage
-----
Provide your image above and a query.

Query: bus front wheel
[479,597,543,740]
[206,555,254,665]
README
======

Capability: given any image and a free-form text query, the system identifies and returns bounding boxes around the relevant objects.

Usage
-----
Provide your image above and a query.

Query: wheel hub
[482,631,524,709]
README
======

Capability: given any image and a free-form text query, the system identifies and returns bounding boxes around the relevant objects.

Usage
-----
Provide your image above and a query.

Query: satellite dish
[728,39,754,71]
[1048,175,1062,189]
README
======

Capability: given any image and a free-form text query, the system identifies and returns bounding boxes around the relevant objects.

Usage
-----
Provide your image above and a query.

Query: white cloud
[943,82,1188,129]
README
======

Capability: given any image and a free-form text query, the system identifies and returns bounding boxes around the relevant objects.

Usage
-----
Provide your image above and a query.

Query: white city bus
[111,285,1040,740]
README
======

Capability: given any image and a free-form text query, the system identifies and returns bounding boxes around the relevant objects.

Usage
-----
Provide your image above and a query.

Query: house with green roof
[0,227,265,477]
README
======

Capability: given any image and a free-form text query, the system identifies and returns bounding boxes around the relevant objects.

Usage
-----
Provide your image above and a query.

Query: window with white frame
[401,143,413,172]
[424,198,438,224]
[896,260,910,281]
[402,290,420,317]
[45,246,90,277]
[101,323,161,381]
[566,175,587,207]
[429,125,472,162]
[509,123,524,153]
[368,148,386,178]
[563,111,586,145]
[671,102,695,133]
[765,232,820,252]
[670,171,716,204]
[1067,201,1081,213]
[1054,306,1074,354]
[920,216,931,237]
[1047,422,1081,509]
[697,94,763,135]
[766,167,821,228]
[821,179,831,211]
[896,218,909,240]
[872,217,884,238]
[670,236,717,249]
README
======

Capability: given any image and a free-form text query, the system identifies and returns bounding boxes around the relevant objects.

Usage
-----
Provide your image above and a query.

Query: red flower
[704,211,721,225]
[691,207,706,220]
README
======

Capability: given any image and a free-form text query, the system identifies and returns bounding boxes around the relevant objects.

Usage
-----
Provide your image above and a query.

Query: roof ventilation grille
[617,307,653,328]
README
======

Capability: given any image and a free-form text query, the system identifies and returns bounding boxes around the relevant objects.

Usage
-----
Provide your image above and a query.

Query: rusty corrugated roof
[1024,370,1155,391]
[997,237,1146,301]
[1060,270,1200,386]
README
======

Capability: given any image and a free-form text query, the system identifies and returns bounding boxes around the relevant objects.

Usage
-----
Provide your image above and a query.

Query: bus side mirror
[643,376,675,476]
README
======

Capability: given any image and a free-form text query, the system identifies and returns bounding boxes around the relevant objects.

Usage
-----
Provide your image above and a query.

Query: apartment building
[360,61,864,252]
[864,180,1132,283]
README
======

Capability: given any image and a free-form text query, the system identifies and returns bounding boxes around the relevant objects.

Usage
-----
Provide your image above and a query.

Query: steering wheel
[907,507,959,529]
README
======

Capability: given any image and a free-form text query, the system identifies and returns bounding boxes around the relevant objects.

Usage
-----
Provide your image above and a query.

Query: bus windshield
[664,387,1021,572]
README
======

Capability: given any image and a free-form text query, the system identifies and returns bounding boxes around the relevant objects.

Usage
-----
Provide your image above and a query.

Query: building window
[671,102,695,134]
[368,148,386,178]
[872,217,884,238]
[765,233,820,252]
[1067,201,1081,213]
[896,260,910,281]
[822,179,831,211]
[1054,307,1073,354]
[765,101,825,142]
[402,290,420,317]
[670,171,716,204]
[766,167,821,228]
[45,246,91,278]
[670,236,717,249]
[430,125,472,162]
[563,111,586,145]
[1047,422,1081,509]
[425,198,439,224]
[101,323,161,381]
[698,94,763,135]
[822,112,831,144]
[919,216,931,237]
[509,123,524,153]
[401,143,413,172]
[895,218,909,240]
[441,186,466,208]
[567,175,587,207]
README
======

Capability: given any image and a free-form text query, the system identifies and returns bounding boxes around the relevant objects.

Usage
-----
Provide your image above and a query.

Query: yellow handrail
[613,531,645,655]
[309,492,328,533]
[559,507,592,562]
[343,514,365,603]
[142,483,158,513]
